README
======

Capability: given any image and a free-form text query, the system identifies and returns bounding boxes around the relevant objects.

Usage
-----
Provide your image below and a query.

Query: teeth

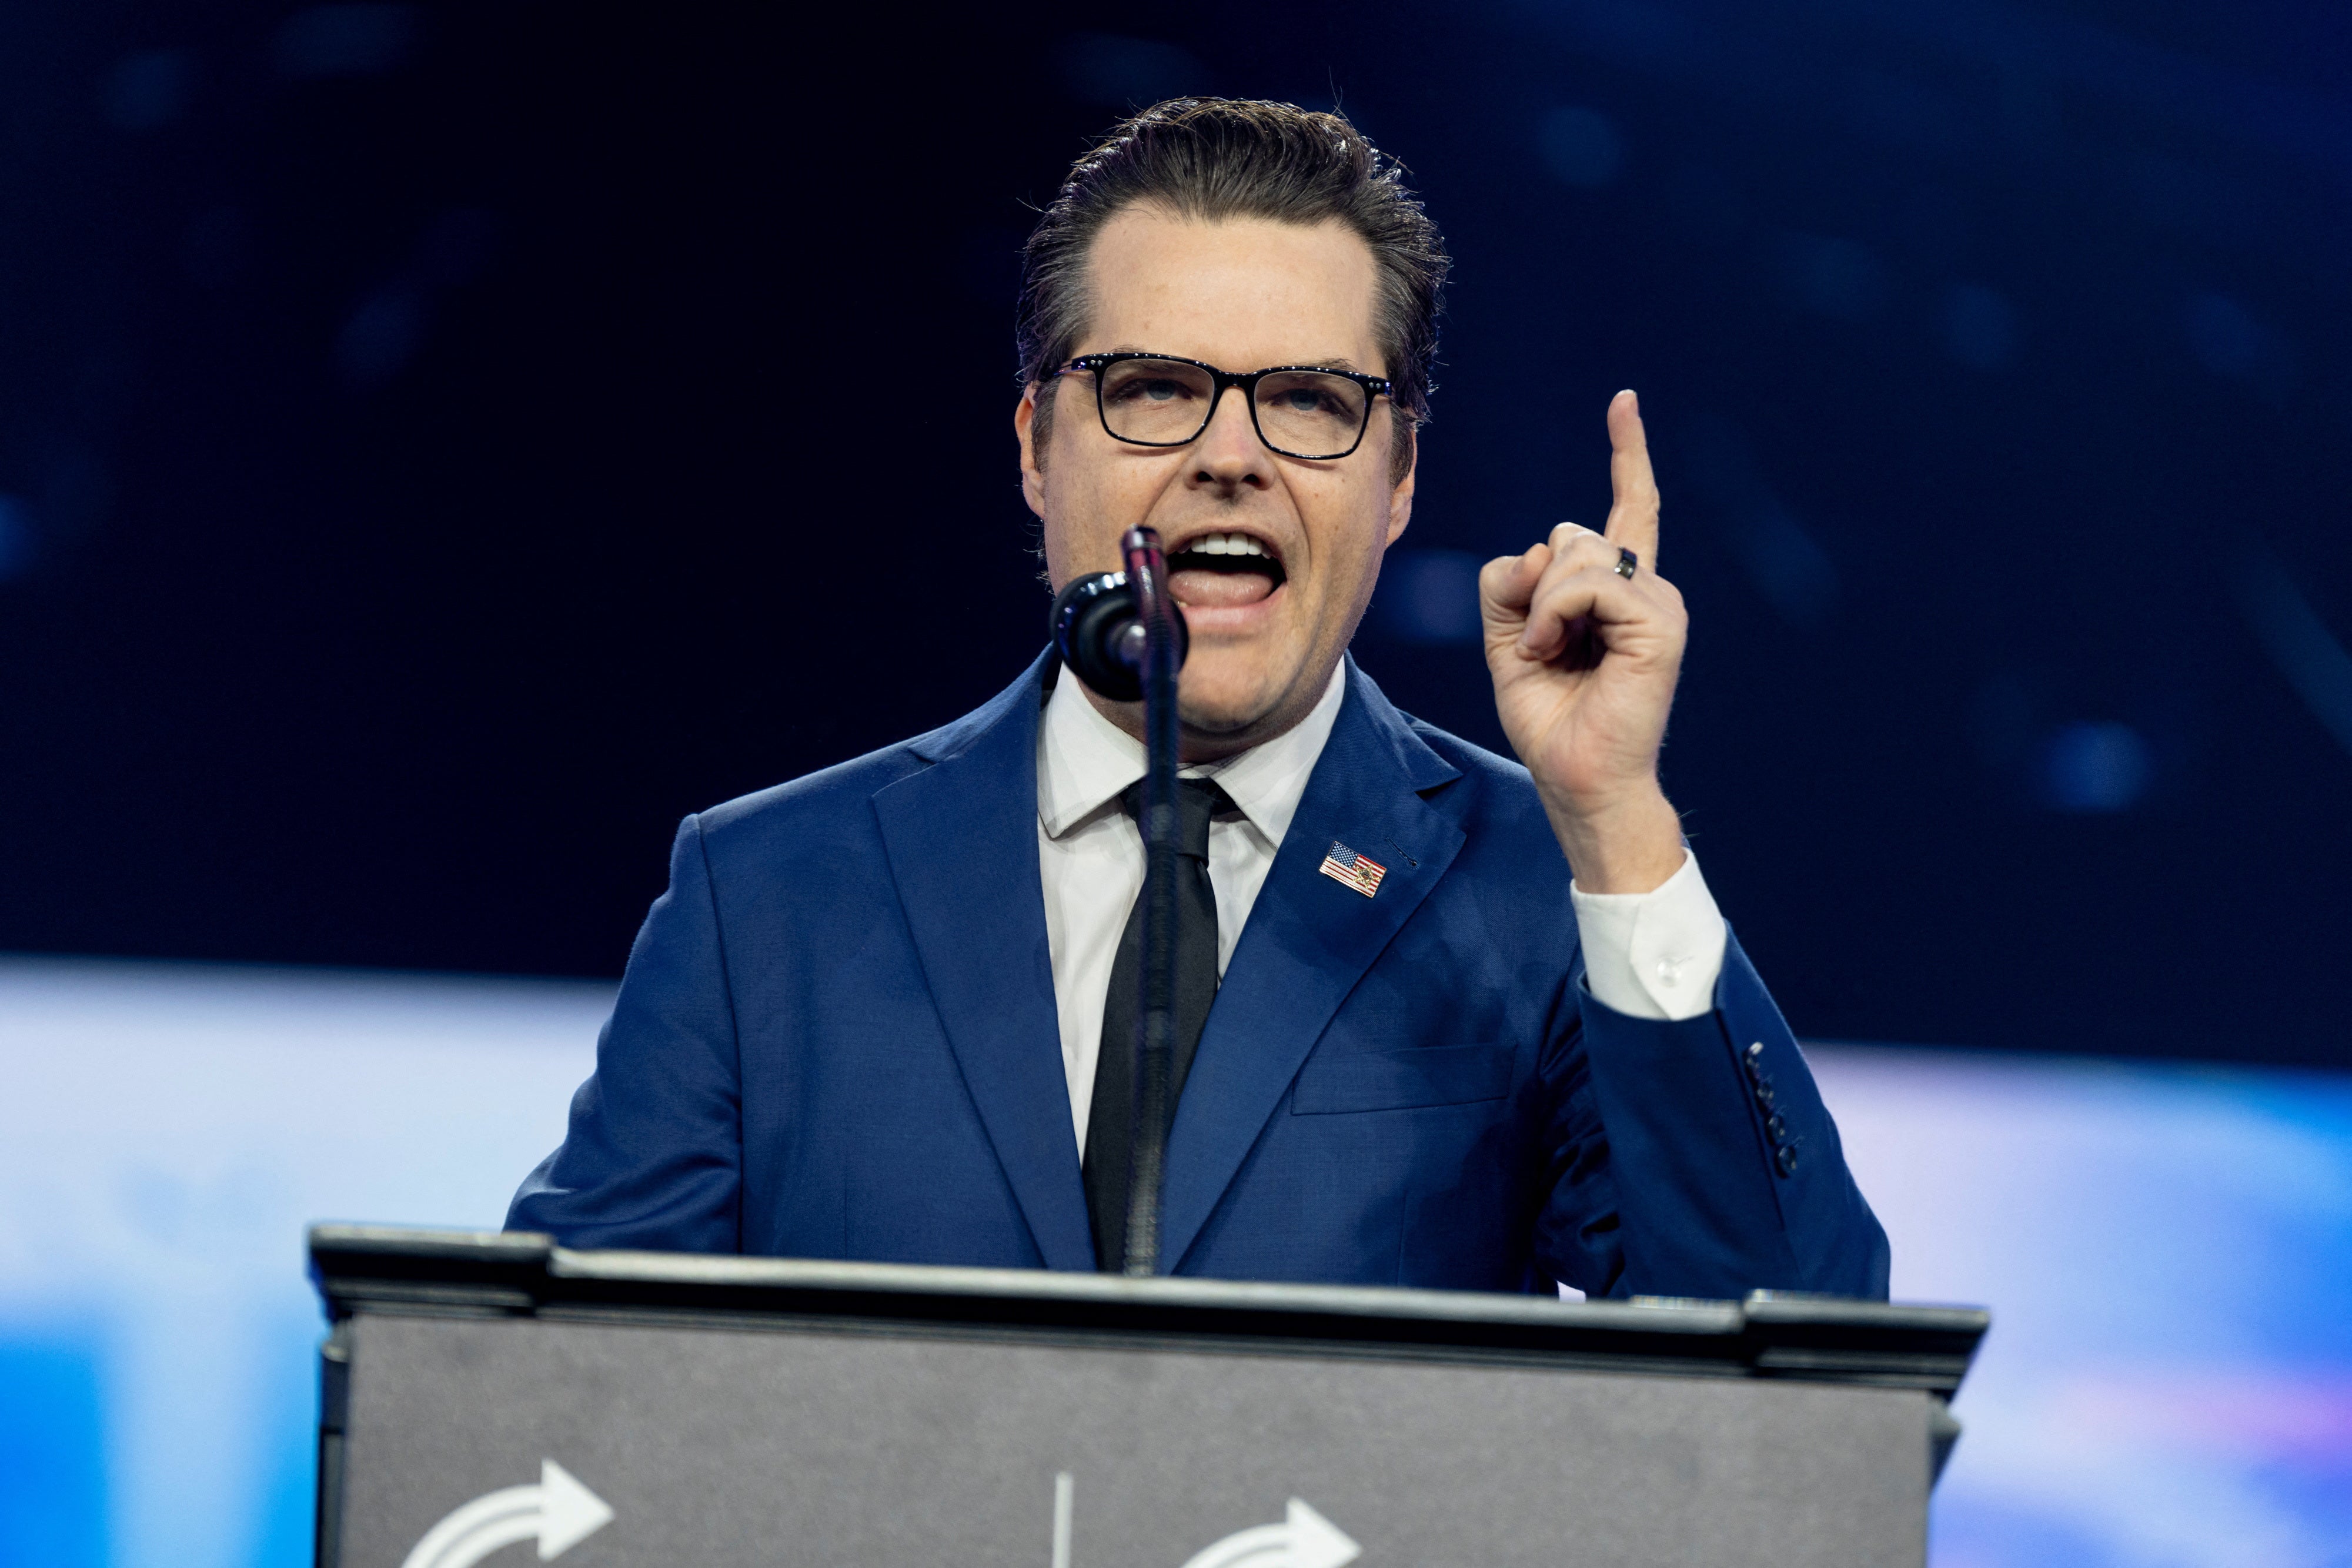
[1185,531,1267,557]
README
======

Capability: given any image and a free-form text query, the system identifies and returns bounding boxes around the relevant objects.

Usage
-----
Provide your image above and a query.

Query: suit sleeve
[505,814,744,1251]
[1534,925,1890,1300]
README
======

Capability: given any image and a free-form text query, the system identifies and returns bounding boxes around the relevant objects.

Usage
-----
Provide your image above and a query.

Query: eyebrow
[1100,346,1371,373]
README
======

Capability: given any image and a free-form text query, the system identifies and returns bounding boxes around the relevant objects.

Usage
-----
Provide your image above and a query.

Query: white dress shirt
[1034,663,1729,1148]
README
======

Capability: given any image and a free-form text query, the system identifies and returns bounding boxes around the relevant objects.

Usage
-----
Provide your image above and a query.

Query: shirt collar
[1037,659,1349,849]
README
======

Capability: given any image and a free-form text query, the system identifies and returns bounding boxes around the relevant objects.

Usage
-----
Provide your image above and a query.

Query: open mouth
[1164,529,1287,611]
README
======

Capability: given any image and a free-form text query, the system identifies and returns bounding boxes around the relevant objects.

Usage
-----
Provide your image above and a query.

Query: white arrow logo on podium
[1177,1498,1361,1568]
[399,1457,614,1568]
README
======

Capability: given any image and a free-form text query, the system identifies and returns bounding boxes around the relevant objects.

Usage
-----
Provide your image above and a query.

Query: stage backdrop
[0,0,2346,1067]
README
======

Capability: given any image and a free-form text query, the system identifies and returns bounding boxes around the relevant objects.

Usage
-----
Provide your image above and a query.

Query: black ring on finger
[1613,547,1638,580]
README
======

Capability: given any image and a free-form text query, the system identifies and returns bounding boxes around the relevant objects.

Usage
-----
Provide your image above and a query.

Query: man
[509,99,1888,1300]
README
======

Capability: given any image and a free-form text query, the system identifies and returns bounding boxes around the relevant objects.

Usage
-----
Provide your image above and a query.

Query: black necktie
[1084,776,1230,1272]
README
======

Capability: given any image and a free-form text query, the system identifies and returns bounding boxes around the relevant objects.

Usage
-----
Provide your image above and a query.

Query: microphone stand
[1119,524,1180,1278]
[1043,529,1192,1277]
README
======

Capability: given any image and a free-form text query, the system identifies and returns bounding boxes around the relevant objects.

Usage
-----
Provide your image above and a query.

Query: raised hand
[1479,390,1689,893]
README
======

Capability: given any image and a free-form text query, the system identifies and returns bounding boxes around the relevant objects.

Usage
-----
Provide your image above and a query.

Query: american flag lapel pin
[1318,841,1388,898]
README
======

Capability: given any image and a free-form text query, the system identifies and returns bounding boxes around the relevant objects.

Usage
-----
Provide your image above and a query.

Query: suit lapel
[1159,657,1466,1272]
[870,652,1095,1272]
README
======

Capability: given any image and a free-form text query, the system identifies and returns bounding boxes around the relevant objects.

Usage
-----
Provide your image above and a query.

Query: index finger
[1601,389,1661,571]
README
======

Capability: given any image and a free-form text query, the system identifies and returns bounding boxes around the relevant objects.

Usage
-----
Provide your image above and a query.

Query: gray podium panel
[340,1311,1927,1568]
[311,1228,1986,1568]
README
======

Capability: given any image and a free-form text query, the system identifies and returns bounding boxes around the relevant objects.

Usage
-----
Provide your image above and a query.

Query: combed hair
[1017,98,1449,479]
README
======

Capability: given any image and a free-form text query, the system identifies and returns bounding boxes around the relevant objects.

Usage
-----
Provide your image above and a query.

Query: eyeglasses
[1054,352,1393,461]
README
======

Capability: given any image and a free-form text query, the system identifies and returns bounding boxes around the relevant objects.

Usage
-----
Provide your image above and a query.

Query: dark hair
[1017,98,1448,479]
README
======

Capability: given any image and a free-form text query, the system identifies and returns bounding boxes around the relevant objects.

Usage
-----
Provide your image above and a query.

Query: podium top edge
[544,1244,1758,1333]
[306,1224,1990,1381]
[309,1222,556,1262]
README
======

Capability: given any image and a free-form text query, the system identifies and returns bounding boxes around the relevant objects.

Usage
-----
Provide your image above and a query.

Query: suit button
[1765,1113,1788,1141]
[1753,1076,1776,1106]
[1776,1144,1799,1176]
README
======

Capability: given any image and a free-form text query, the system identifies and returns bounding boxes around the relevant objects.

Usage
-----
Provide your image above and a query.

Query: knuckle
[1558,534,1611,571]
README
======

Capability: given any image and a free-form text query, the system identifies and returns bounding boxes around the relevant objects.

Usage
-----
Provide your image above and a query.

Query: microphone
[1050,552,1190,703]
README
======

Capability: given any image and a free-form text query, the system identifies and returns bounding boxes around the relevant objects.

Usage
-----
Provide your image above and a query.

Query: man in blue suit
[509,99,1889,1301]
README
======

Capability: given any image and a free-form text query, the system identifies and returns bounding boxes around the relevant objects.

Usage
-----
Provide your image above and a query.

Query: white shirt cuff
[1570,850,1729,1022]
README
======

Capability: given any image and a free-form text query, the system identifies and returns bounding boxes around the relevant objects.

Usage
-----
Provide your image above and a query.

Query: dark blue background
[3,0,2346,1064]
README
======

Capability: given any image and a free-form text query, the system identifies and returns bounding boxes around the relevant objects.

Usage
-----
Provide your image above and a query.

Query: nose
[1188,384,1273,492]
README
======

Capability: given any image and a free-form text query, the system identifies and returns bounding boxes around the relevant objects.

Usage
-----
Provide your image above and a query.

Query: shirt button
[1654,959,1681,988]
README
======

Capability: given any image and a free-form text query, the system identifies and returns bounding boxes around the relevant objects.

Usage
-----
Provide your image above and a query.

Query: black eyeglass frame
[1054,352,1395,461]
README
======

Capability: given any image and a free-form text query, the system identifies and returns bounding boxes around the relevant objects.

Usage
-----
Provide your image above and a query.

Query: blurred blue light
[4,962,2350,1566]
[272,4,418,81]
[0,958,614,1568]
[1816,1047,2352,1567]
[0,1337,108,1566]
[1055,34,1207,109]
[1378,548,1485,644]
[1679,415,1839,627]
[2186,292,2296,400]
[1537,106,1625,188]
[0,496,34,580]
[1943,283,2020,371]
[336,285,425,389]
[2042,720,2153,813]
[2236,541,2352,760]
[1776,232,1889,322]
[1730,496,1838,627]
[102,51,192,132]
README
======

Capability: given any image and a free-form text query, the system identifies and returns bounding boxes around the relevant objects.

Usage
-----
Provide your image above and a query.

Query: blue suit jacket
[509,654,1889,1299]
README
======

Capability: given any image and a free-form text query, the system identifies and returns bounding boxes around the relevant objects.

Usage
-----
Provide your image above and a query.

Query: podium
[310,1225,1986,1568]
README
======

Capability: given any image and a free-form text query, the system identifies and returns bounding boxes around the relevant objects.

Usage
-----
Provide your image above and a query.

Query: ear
[1384,422,1418,546]
[1015,385,1049,520]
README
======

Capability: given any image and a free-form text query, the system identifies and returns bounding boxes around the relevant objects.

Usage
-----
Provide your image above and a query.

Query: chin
[1175,657,1304,741]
